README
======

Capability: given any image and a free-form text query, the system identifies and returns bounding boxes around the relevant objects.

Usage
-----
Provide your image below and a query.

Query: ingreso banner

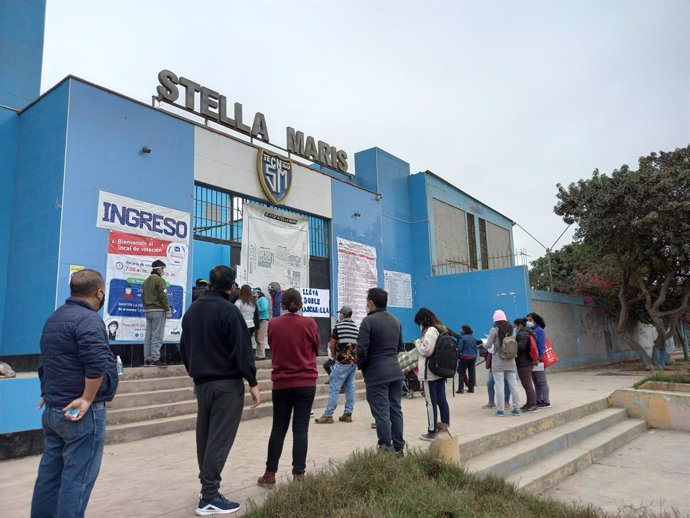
[104,231,188,341]
[96,191,190,243]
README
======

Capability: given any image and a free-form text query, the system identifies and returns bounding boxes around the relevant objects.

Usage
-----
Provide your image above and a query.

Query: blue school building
[1,1,640,451]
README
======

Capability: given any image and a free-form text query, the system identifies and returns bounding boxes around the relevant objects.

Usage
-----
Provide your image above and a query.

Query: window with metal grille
[467,213,478,270]
[193,183,330,258]
[479,218,489,270]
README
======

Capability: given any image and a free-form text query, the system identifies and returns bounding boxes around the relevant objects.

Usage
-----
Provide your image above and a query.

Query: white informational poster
[336,237,378,326]
[301,288,330,318]
[103,231,188,341]
[240,203,310,291]
[384,270,413,308]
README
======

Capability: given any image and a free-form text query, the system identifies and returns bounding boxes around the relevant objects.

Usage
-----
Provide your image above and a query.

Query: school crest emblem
[258,149,292,205]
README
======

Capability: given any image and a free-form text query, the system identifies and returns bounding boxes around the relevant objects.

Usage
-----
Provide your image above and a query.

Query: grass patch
[245,449,604,518]
[633,373,690,388]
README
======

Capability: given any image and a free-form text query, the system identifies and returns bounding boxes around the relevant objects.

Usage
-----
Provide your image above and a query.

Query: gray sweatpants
[144,309,166,361]
[195,379,244,501]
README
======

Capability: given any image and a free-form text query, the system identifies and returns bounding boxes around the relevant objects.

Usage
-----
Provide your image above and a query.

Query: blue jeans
[31,402,107,518]
[366,379,404,452]
[324,363,357,416]
[486,368,510,405]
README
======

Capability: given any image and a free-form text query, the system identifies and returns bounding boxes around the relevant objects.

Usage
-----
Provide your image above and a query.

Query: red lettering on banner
[108,231,171,255]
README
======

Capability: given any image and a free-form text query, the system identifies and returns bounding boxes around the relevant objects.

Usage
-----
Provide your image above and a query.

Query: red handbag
[542,337,559,368]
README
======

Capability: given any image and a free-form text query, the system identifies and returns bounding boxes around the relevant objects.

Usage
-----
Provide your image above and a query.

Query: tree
[554,145,690,369]
[529,242,601,293]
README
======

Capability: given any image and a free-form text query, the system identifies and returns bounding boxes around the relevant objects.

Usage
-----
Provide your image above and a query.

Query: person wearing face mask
[142,259,171,367]
[526,312,551,408]
[356,288,405,455]
[31,269,119,518]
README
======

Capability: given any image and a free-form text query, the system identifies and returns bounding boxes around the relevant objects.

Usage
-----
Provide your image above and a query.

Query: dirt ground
[591,352,690,378]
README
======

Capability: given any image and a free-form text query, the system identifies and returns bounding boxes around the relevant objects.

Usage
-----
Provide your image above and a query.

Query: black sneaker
[537,401,551,408]
[420,431,438,441]
[143,359,152,367]
[152,360,167,367]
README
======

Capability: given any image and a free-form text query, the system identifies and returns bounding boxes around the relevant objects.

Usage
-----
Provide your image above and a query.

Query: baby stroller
[398,343,423,399]
[403,369,423,399]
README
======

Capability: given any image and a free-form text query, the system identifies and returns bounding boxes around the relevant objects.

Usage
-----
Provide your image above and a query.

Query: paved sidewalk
[2,368,683,517]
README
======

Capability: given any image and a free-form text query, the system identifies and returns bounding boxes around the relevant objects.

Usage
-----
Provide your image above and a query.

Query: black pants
[266,386,316,475]
[195,379,244,501]
[457,357,476,391]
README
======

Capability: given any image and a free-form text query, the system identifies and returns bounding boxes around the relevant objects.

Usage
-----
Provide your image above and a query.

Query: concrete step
[464,408,629,479]
[246,380,365,406]
[112,375,363,406]
[105,388,368,444]
[120,356,337,380]
[505,418,647,494]
[109,387,196,409]
[121,365,188,380]
[460,398,610,462]
[117,376,193,394]
[107,400,198,425]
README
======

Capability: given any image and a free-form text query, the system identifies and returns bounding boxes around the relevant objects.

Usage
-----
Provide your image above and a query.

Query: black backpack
[427,332,458,378]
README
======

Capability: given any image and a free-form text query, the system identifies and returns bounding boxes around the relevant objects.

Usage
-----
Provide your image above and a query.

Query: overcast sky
[41,0,690,262]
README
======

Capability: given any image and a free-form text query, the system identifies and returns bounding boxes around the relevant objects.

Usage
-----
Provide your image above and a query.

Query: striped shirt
[331,318,359,364]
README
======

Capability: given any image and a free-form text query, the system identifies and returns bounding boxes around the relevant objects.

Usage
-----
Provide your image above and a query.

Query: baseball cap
[338,306,353,317]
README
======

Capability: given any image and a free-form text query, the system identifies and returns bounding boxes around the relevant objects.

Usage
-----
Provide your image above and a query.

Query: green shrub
[245,449,601,518]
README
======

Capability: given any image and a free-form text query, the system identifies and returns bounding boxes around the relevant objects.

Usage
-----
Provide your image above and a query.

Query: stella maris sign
[155,70,349,173]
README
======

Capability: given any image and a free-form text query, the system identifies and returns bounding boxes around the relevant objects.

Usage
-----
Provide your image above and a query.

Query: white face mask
[419,324,424,334]
[526,321,535,328]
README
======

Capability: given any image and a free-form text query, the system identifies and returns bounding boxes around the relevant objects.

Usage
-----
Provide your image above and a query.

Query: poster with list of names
[336,237,378,326]
[384,270,413,308]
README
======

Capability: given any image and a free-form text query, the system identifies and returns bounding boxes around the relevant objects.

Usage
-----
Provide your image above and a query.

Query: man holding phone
[31,269,119,518]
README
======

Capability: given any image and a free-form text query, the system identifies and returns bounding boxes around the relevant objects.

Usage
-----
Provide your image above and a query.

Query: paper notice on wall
[337,237,378,326]
[103,231,188,342]
[384,270,413,308]
[240,203,310,291]
[301,288,330,318]
[69,265,85,280]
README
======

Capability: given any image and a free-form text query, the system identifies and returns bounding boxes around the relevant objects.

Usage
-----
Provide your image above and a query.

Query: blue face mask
[526,321,535,328]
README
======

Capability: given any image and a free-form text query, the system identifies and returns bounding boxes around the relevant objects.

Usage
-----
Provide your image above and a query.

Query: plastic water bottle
[116,355,124,376]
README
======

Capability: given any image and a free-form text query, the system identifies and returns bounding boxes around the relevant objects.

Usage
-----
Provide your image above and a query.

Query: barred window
[467,213,478,270]
[193,182,330,258]
[479,218,489,270]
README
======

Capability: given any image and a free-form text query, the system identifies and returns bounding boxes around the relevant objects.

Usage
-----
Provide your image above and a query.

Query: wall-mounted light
[375,194,383,201]
[141,145,152,154]
[352,211,361,218]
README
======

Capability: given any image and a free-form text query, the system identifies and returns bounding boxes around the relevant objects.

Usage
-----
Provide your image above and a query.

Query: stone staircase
[461,399,647,494]
[106,357,365,444]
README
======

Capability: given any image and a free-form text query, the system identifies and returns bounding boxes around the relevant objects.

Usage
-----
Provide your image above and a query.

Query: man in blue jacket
[356,288,405,455]
[31,269,119,518]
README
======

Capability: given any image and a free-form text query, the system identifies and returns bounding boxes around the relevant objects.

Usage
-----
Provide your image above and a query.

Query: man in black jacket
[357,287,405,455]
[31,269,118,518]
[180,265,260,516]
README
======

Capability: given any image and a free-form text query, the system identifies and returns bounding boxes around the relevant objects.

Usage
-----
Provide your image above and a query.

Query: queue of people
[32,262,553,517]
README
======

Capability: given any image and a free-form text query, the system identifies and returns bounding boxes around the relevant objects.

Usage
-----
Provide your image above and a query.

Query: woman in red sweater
[257,288,320,488]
